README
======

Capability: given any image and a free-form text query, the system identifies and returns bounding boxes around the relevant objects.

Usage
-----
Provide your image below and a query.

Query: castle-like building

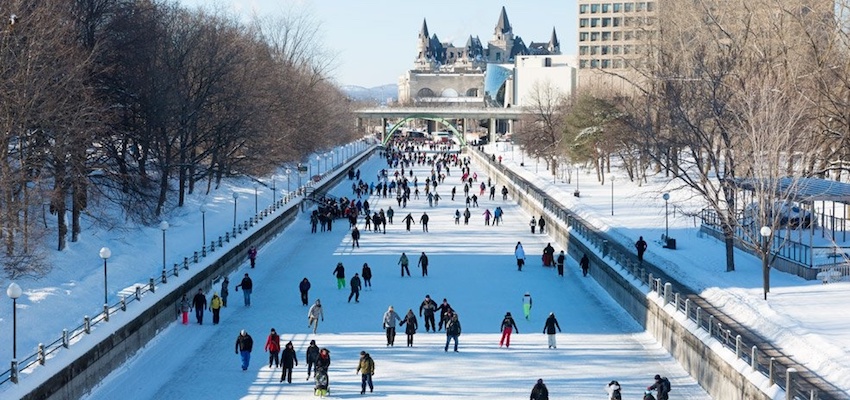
[398,7,561,106]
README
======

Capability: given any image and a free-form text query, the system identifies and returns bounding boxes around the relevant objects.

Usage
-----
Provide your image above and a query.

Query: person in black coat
[351,226,360,248]
[362,263,373,289]
[299,278,311,306]
[436,298,453,331]
[305,340,319,380]
[647,374,671,400]
[235,273,253,306]
[400,309,418,347]
[499,312,519,348]
[530,378,549,400]
[538,216,546,234]
[418,252,429,276]
[635,236,648,263]
[580,253,590,277]
[543,312,562,349]
[556,251,566,276]
[419,295,438,332]
[348,273,362,303]
[279,341,298,383]
[235,329,254,371]
[192,289,207,324]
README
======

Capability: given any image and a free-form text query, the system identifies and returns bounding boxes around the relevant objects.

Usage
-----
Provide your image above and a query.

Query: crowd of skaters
[178,140,670,398]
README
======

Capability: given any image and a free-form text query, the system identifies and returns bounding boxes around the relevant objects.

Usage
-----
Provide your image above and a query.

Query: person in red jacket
[265,328,281,368]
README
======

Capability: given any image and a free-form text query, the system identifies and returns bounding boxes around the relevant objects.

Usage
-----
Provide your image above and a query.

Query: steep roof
[549,28,560,48]
[495,6,512,34]
[420,19,429,39]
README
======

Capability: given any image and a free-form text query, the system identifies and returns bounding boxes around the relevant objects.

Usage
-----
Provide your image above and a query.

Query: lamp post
[99,247,111,306]
[253,184,258,215]
[159,221,168,279]
[663,193,670,239]
[199,204,207,246]
[232,192,238,227]
[326,153,331,171]
[297,164,304,191]
[760,226,772,300]
[316,155,322,176]
[7,282,21,384]
[271,180,276,204]
[609,174,615,216]
[285,168,291,194]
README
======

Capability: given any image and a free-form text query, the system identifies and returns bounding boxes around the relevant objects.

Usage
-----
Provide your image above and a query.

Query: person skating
[179,294,190,325]
[636,236,648,264]
[333,262,346,289]
[530,378,549,400]
[248,246,257,268]
[483,209,492,226]
[419,212,430,232]
[499,311,519,348]
[351,226,360,248]
[362,263,372,289]
[436,298,453,331]
[299,277,311,306]
[444,313,461,352]
[454,209,461,224]
[314,348,331,396]
[398,252,411,277]
[501,185,509,200]
[402,213,415,231]
[235,273,253,306]
[522,292,533,319]
[420,294,438,332]
[606,380,623,400]
[305,339,319,380]
[308,299,324,334]
[235,329,254,371]
[556,251,565,277]
[387,207,394,224]
[418,252,429,276]
[265,328,281,368]
[348,273,361,303]
[543,312,562,348]
[210,292,222,324]
[356,351,375,394]
[191,288,207,324]
[400,309,418,346]
[515,242,526,271]
[580,253,590,277]
[463,208,471,225]
[220,276,229,307]
[279,341,298,383]
[647,374,671,400]
[382,305,401,346]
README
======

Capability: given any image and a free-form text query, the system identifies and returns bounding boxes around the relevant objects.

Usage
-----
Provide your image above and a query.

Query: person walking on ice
[543,312,562,348]
[382,306,401,346]
[522,292,533,320]
[235,273,253,307]
[529,216,537,234]
[402,213,415,231]
[348,273,361,303]
[530,378,549,400]
[308,299,324,334]
[398,252,411,277]
[333,262,346,289]
[265,328,281,368]
[444,313,462,352]
[356,351,375,394]
[635,236,648,264]
[418,252,429,276]
[499,312,519,348]
[515,242,526,271]
[279,341,298,383]
[235,329,254,371]
[305,339,319,380]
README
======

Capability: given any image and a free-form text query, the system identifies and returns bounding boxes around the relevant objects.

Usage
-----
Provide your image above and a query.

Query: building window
[636,2,645,11]
[602,59,611,69]
[601,46,610,55]
[579,46,589,55]
[591,18,599,27]
[591,59,600,68]
[602,18,611,27]
[591,4,600,13]
[579,4,588,13]
[602,32,611,41]
[545,57,552,67]
[647,1,655,11]
[613,17,621,27]
[613,59,624,68]
[624,3,634,12]
[613,3,622,12]
[580,18,588,28]
[602,4,610,12]
[496,52,501,61]
[591,32,600,41]
[590,46,598,55]
[624,17,633,27]
[449,52,454,58]
[580,32,588,42]
[623,45,632,54]
[613,31,622,40]
[624,31,633,40]
[612,45,621,55]
[580,60,589,68]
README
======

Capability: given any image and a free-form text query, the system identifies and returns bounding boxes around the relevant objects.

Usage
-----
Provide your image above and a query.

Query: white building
[507,54,577,107]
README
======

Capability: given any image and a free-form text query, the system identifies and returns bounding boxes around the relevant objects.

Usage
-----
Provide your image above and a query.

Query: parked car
[743,201,815,229]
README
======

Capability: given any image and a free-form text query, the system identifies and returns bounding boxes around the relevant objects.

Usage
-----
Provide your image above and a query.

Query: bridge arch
[383,115,468,147]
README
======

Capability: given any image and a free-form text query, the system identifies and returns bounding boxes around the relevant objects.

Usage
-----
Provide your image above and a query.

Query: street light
[760,226,772,300]
[253,184,258,215]
[99,247,111,306]
[663,193,670,239]
[285,168,292,194]
[316,155,322,175]
[609,174,615,216]
[272,180,276,204]
[159,221,169,278]
[7,282,22,383]
[199,204,207,246]
[232,192,239,227]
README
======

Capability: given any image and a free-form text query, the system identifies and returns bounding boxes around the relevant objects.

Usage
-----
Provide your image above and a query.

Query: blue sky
[178,0,578,88]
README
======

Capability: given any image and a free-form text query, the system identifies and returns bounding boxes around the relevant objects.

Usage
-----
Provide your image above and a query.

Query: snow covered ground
[0,139,846,399]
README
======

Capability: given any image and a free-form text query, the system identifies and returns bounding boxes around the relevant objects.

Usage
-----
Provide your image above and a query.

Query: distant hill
[341,84,397,104]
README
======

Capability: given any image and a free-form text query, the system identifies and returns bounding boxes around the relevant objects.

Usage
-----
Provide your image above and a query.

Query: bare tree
[514,80,569,179]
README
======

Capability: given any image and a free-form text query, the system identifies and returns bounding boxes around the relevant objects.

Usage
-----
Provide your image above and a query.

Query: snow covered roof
[734,177,850,203]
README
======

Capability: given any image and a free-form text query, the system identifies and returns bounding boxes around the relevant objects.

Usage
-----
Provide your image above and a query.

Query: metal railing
[474,149,838,400]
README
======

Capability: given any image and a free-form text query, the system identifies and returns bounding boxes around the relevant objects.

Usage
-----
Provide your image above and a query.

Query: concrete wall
[26,148,377,400]
[470,149,771,400]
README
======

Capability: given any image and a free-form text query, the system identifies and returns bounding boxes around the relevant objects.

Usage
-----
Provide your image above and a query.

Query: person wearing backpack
[647,374,671,400]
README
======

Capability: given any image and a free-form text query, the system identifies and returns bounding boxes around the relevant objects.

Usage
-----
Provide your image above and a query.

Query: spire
[419,19,429,39]
[549,28,560,48]
[495,6,511,34]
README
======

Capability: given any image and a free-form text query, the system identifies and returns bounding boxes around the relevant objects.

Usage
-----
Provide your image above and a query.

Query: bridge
[354,106,531,146]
